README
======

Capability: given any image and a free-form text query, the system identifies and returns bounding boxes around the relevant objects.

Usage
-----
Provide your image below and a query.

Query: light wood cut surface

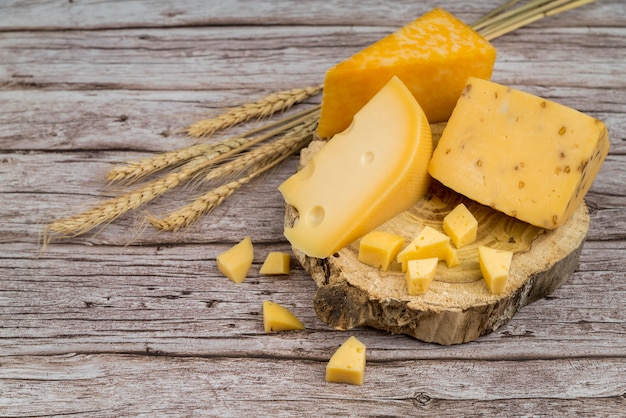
[1,1,625,416]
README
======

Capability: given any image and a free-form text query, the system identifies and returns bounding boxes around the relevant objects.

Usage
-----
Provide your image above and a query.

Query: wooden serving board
[285,139,590,345]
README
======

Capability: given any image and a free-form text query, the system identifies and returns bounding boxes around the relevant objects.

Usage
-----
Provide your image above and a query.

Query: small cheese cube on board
[358,231,405,271]
[262,301,305,333]
[478,246,513,294]
[317,7,496,138]
[443,203,478,248]
[279,76,432,258]
[259,252,291,275]
[429,77,610,229]
[396,226,458,271]
[216,236,254,284]
[406,258,439,295]
[325,336,366,386]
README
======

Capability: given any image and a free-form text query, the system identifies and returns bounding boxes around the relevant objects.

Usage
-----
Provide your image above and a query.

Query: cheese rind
[259,252,291,275]
[443,203,478,248]
[428,77,610,229]
[358,231,405,271]
[317,8,496,138]
[478,246,513,294]
[325,336,366,386]
[279,76,432,258]
[216,236,254,284]
[407,258,438,295]
[262,300,305,333]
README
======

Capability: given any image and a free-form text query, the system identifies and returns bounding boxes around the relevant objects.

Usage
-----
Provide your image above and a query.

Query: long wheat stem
[148,112,319,232]
[186,84,323,138]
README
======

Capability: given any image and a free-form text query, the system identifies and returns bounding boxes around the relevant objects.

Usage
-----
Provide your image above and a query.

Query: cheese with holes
[358,231,405,271]
[478,246,513,294]
[317,7,496,138]
[279,76,432,258]
[428,77,610,229]
[325,336,366,386]
[262,300,305,333]
[259,252,291,275]
[443,203,478,248]
[396,226,458,271]
[407,258,438,295]
[216,236,254,284]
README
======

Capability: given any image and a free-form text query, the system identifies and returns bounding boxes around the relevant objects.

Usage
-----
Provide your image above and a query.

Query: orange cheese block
[317,7,496,138]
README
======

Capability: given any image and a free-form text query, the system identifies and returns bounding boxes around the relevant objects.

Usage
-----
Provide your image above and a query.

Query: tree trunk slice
[285,140,590,345]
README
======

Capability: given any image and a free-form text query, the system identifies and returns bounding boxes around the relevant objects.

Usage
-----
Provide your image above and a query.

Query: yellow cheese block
[259,252,291,275]
[428,77,610,229]
[325,336,366,386]
[443,203,478,248]
[396,226,458,271]
[478,246,513,294]
[406,257,438,295]
[216,236,254,284]
[317,7,496,138]
[279,76,432,258]
[358,231,405,271]
[262,300,305,333]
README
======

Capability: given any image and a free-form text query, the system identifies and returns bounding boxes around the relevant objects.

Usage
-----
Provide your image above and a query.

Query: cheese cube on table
[216,236,254,284]
[357,231,405,271]
[262,301,305,333]
[428,77,610,229]
[259,252,291,275]
[325,336,367,386]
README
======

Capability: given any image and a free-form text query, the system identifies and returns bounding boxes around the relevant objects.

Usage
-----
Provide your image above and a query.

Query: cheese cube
[262,300,305,333]
[325,336,366,386]
[216,236,254,284]
[259,252,291,275]
[443,203,478,248]
[428,77,610,229]
[317,8,496,138]
[396,226,458,271]
[478,246,513,294]
[406,258,438,295]
[279,76,432,258]
[358,231,405,271]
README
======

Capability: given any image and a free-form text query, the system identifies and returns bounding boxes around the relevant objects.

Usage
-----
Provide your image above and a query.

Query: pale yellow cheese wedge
[317,8,496,138]
[478,246,513,294]
[216,236,254,284]
[428,77,610,229]
[279,76,432,258]
[358,231,405,271]
[406,257,438,295]
[325,336,366,386]
[396,226,458,272]
[443,203,478,248]
[259,252,291,275]
[262,300,305,333]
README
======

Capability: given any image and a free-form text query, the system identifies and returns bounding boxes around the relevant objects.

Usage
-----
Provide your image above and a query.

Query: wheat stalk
[148,112,318,232]
[186,84,323,138]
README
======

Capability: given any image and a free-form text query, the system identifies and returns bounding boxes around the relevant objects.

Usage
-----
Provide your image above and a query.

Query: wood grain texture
[1,0,625,416]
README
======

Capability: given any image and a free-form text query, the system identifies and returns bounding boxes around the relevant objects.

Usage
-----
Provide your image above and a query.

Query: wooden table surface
[1,0,625,416]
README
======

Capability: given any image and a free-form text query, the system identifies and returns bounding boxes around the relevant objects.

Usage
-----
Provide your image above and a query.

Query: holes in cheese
[478,246,513,294]
[325,336,366,386]
[262,300,305,333]
[279,76,433,259]
[317,7,496,138]
[216,236,254,284]
[428,77,610,229]
[259,252,291,275]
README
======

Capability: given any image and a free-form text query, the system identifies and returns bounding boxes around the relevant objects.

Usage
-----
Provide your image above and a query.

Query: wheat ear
[148,112,318,232]
[186,84,322,138]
